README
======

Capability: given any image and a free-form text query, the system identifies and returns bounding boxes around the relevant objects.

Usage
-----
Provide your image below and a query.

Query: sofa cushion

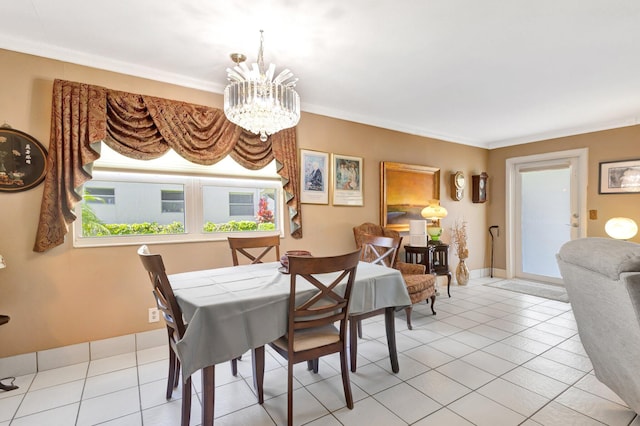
[403,273,435,294]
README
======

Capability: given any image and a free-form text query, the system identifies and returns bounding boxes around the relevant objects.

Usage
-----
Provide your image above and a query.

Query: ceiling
[2,0,640,149]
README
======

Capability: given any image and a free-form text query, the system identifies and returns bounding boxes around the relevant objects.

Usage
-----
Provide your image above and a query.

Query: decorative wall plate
[0,126,47,192]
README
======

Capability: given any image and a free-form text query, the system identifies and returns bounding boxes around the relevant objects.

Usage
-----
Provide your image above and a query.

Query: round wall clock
[0,125,48,193]
[450,171,465,201]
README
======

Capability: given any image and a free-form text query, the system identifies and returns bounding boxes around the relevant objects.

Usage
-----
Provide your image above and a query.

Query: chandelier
[224,31,300,142]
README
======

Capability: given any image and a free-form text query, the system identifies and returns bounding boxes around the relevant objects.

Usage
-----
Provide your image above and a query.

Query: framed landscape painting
[300,149,329,204]
[380,161,440,232]
[332,153,363,206]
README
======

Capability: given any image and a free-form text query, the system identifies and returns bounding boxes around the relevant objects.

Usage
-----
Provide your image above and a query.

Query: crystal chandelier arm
[274,70,297,86]
[265,63,275,82]
[226,68,245,82]
[239,62,252,75]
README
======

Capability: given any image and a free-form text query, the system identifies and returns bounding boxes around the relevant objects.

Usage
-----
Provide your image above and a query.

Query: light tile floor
[1,277,638,425]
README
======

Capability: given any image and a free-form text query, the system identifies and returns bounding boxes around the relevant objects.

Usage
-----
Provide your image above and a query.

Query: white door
[506,149,588,284]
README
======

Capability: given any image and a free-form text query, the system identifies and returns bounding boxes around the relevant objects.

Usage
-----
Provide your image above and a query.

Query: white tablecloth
[169,261,410,379]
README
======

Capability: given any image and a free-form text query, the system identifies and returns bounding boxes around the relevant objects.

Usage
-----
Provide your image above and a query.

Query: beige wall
[0,49,489,357]
[487,126,640,270]
[5,46,636,358]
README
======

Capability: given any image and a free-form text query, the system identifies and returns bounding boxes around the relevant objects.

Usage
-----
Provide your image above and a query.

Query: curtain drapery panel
[34,79,302,252]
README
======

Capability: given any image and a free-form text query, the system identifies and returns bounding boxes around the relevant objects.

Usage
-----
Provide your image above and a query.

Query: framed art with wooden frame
[599,159,640,194]
[0,125,48,193]
[380,161,440,232]
[300,149,329,204]
[331,153,363,206]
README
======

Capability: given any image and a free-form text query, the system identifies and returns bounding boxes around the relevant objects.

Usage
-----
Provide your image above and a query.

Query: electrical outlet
[148,307,160,323]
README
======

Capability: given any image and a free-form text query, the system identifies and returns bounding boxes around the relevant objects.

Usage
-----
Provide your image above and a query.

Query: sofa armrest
[557,237,640,280]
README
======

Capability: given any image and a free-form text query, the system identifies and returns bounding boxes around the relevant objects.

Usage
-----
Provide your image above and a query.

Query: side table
[0,315,18,392]
[404,243,452,297]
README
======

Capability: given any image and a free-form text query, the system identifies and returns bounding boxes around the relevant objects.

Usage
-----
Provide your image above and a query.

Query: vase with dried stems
[451,219,470,285]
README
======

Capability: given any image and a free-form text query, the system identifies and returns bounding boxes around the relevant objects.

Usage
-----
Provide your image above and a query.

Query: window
[229,192,254,216]
[85,187,115,204]
[161,190,185,213]
[73,145,283,247]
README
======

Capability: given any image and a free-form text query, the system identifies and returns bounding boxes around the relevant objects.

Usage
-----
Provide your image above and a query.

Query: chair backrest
[286,250,361,347]
[353,222,400,249]
[359,234,402,268]
[227,235,281,265]
[137,245,186,341]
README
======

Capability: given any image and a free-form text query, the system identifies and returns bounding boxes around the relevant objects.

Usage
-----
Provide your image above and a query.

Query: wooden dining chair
[353,224,437,329]
[139,245,253,425]
[226,235,280,373]
[349,234,401,372]
[137,245,193,426]
[227,235,281,265]
[350,230,436,372]
[256,250,361,426]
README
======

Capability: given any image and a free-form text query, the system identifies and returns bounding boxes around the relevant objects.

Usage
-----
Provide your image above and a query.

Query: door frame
[505,148,588,280]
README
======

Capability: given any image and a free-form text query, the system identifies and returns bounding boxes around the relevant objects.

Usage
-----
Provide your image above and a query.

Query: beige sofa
[557,237,640,414]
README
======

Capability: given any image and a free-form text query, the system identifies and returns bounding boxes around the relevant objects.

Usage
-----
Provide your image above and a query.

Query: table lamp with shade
[421,200,448,242]
[605,217,638,240]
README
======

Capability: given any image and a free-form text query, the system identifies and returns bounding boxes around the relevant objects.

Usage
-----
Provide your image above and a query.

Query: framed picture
[332,153,363,206]
[380,161,440,232]
[299,149,329,204]
[599,159,640,194]
[0,126,47,192]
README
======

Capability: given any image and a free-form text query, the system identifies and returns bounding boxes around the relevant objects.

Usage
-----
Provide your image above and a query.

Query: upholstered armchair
[557,237,640,414]
[353,222,436,330]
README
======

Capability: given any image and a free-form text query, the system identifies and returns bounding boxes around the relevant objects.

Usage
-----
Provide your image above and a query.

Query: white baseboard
[0,328,165,378]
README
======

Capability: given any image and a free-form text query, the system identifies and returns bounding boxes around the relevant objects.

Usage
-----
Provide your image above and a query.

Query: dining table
[168,260,411,423]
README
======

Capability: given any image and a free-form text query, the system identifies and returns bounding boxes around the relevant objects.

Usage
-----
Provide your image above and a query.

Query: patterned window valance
[33,79,302,252]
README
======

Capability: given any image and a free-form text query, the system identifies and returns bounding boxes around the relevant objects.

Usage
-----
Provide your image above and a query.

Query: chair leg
[231,357,238,376]
[349,318,358,372]
[287,360,294,426]
[201,366,215,426]
[306,359,319,373]
[340,348,354,409]
[252,346,265,404]
[430,295,436,315]
[405,306,413,330]
[385,307,400,374]
[167,348,177,399]
[174,358,181,388]
[181,376,192,426]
